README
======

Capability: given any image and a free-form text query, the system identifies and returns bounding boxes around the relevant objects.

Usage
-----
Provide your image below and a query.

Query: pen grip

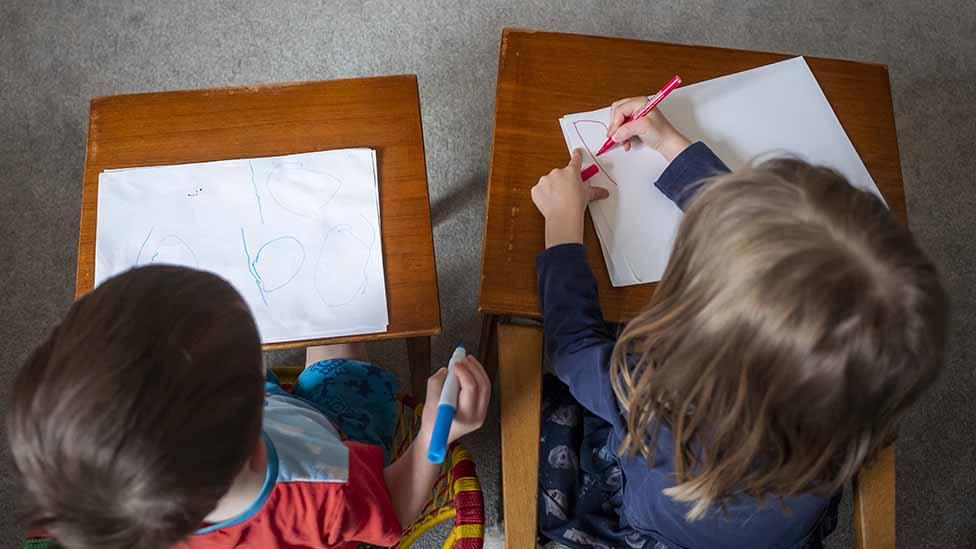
[428,345,466,463]
[427,404,456,463]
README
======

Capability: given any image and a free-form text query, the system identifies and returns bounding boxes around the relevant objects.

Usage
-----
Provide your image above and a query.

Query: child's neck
[204,437,267,523]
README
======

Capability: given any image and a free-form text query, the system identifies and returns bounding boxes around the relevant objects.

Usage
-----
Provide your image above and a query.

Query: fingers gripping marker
[581,164,600,182]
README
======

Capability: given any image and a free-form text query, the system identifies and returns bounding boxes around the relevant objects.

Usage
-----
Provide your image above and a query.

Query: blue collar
[194,432,279,535]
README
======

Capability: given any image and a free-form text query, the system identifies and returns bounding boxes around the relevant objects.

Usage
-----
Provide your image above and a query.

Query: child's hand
[606,97,691,161]
[387,356,490,527]
[422,355,490,445]
[531,149,610,248]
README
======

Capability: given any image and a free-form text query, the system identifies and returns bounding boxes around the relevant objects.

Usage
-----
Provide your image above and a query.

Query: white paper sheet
[560,57,884,287]
[95,148,388,343]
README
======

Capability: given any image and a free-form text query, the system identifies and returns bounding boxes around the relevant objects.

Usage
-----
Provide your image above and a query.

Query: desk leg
[406,336,431,401]
[477,313,499,381]
[854,445,895,549]
[498,322,543,548]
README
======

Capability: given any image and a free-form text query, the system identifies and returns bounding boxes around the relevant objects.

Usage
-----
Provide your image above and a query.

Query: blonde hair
[610,159,947,520]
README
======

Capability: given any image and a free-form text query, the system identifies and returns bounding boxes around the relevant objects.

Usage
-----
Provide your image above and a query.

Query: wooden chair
[497,322,895,549]
[387,398,485,549]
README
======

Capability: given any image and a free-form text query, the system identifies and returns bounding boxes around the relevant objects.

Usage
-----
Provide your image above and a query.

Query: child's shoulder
[263,394,350,482]
[618,451,836,548]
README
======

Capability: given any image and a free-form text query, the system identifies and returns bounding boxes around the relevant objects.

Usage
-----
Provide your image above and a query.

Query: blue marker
[427,345,466,463]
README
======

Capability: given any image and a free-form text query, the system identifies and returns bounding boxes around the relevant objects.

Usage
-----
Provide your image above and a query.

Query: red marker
[581,163,600,182]
[595,75,683,156]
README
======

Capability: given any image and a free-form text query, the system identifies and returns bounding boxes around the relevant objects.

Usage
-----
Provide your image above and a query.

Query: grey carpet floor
[2,1,974,547]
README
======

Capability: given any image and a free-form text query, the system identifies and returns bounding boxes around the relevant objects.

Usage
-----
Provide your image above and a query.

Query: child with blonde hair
[531,98,948,548]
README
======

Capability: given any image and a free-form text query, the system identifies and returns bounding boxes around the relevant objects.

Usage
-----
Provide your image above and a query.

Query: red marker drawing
[595,75,683,157]
[581,163,600,182]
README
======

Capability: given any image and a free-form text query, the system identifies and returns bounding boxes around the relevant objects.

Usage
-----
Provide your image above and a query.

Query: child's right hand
[421,356,490,445]
[606,97,691,161]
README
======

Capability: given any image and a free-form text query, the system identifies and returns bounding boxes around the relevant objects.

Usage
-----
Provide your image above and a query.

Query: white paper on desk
[95,148,388,343]
[560,56,884,287]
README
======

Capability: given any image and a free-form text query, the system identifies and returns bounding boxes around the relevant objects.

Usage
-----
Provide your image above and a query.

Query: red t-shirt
[175,393,402,548]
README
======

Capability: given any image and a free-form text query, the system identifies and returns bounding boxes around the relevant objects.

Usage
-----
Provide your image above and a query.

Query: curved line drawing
[314,215,377,308]
[570,119,621,241]
[249,160,266,224]
[136,227,154,263]
[254,237,306,292]
[241,229,306,306]
[572,120,619,187]
[136,228,199,268]
[266,161,343,220]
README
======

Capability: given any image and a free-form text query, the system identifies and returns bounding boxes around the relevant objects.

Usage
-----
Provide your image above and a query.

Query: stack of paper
[560,57,883,287]
[95,148,388,343]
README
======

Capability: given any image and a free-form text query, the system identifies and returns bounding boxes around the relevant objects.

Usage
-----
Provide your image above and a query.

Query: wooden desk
[76,75,440,397]
[482,29,903,548]
[481,29,905,322]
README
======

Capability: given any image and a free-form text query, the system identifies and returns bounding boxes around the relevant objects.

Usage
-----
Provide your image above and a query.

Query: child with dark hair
[531,99,948,548]
[9,265,490,549]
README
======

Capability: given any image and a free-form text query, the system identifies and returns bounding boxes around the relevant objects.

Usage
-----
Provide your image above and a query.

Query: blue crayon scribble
[241,228,268,306]
[241,229,306,307]
[254,236,305,291]
[249,160,265,224]
[136,227,154,263]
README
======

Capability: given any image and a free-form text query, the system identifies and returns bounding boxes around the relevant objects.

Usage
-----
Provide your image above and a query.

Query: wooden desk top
[76,75,441,350]
[480,29,905,322]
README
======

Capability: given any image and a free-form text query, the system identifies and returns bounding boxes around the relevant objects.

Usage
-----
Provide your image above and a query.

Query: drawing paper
[95,148,388,343]
[559,56,884,287]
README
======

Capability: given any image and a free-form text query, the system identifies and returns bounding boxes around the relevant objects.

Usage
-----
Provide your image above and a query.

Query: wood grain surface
[77,75,440,350]
[480,29,906,322]
[497,322,544,549]
[854,445,896,549]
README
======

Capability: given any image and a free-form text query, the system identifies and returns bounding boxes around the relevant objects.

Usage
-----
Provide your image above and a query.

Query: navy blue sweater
[536,143,835,549]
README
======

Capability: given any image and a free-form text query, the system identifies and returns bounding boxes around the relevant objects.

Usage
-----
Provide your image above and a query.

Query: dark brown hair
[8,265,265,548]
[610,159,949,519]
